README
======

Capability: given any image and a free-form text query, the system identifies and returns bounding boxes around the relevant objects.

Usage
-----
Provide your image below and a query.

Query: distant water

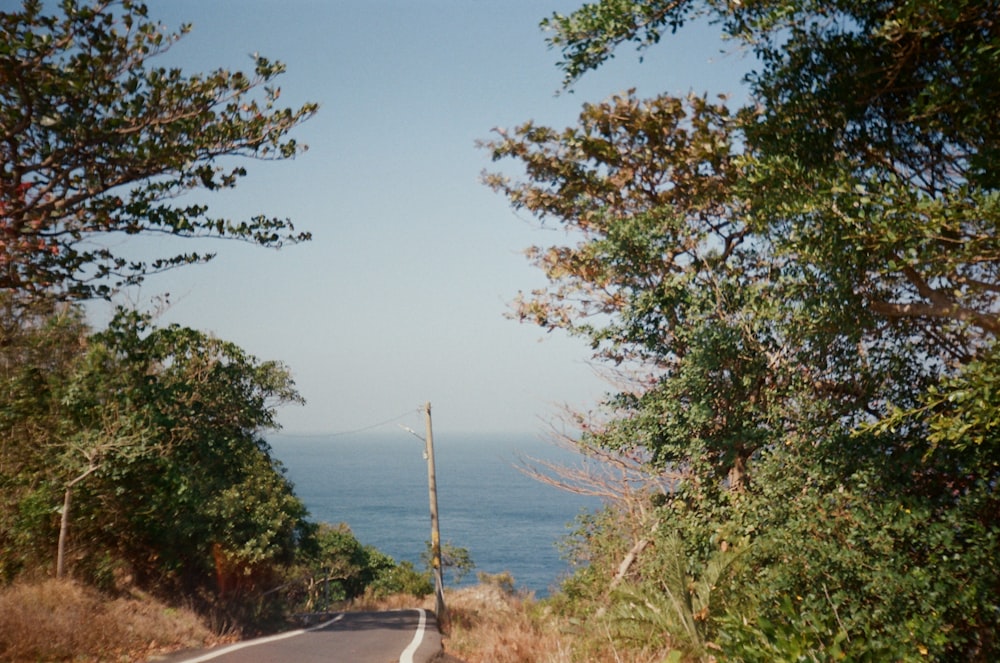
[269,432,602,597]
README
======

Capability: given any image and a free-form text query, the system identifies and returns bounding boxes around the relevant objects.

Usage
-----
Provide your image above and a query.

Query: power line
[281,408,422,439]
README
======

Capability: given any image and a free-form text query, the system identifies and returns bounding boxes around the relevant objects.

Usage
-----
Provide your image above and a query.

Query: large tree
[543,0,1000,348]
[487,0,1000,659]
[0,300,309,592]
[0,1,328,618]
[1,0,316,301]
[96,313,309,590]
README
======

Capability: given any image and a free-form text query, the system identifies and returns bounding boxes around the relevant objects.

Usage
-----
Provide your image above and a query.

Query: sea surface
[268,432,603,596]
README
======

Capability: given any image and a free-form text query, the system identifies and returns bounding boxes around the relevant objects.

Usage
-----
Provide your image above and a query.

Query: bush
[367,557,433,598]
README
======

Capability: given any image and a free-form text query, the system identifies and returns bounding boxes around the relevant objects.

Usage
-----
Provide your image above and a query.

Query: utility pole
[424,402,447,621]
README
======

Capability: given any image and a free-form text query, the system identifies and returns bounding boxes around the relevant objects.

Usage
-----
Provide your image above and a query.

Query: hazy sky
[85,1,749,435]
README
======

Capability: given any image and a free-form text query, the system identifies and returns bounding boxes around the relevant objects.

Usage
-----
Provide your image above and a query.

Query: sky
[82,0,751,436]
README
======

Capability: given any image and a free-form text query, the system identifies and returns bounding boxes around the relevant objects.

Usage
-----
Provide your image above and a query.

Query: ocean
[268,432,603,597]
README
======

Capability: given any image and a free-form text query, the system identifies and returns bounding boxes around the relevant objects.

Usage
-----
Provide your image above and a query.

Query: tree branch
[869,298,1000,335]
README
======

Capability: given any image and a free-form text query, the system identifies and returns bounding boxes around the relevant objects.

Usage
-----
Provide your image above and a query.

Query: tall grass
[0,578,215,662]
[351,573,686,663]
[0,575,691,662]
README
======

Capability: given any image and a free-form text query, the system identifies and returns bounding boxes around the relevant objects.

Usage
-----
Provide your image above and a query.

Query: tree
[54,392,152,579]
[487,0,1000,658]
[483,91,779,490]
[1,0,317,301]
[422,540,475,586]
[0,302,310,594]
[78,310,308,591]
[1,2,320,621]
[294,523,375,606]
[544,0,1000,349]
[0,295,88,581]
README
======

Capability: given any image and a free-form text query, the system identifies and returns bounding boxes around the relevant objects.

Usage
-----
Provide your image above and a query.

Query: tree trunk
[56,486,71,578]
[57,464,98,579]
[608,537,650,592]
[728,453,747,492]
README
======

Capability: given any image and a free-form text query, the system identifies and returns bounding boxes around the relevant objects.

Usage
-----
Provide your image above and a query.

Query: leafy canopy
[488,0,1000,658]
[0,299,310,589]
[1,0,317,300]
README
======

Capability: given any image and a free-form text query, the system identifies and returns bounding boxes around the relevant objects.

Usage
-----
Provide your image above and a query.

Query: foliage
[488,0,1000,659]
[1,300,432,623]
[289,534,472,606]
[1,0,317,301]
[0,296,89,580]
[0,302,310,595]
[422,540,476,585]
[325,539,474,600]
[365,553,434,599]
[542,0,697,87]
[279,522,435,611]
[295,522,375,603]
[80,310,308,588]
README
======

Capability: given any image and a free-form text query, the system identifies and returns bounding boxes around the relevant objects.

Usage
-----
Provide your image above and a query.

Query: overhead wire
[280,408,422,438]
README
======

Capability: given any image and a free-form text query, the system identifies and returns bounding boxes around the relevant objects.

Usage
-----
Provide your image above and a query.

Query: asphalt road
[150,609,441,663]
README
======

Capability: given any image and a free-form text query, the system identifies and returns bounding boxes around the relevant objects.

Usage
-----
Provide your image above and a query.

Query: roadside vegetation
[2,0,998,661]
[480,0,1000,660]
[0,579,214,662]
[0,521,445,661]
[0,1,441,660]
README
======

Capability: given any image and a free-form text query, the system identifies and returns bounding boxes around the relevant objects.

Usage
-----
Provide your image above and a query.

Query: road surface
[150,609,441,663]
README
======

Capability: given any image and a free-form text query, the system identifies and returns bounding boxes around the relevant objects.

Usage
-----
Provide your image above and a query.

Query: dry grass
[0,576,682,662]
[345,576,568,662]
[0,571,681,663]
[351,574,680,663]
[347,589,426,612]
[441,584,573,663]
[0,577,684,662]
[0,578,218,662]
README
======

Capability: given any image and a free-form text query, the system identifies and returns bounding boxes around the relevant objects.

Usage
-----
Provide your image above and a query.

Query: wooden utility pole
[423,402,446,621]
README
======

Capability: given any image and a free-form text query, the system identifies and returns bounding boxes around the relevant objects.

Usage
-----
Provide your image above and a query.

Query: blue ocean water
[269,432,602,596]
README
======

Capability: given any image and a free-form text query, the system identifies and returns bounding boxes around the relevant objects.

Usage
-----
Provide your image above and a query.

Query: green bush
[366,556,433,599]
[713,441,1000,662]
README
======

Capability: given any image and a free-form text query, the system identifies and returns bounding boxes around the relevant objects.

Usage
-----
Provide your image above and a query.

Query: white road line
[177,613,344,662]
[399,608,427,663]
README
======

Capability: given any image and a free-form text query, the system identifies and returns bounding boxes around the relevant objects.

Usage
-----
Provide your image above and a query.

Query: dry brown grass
[350,575,680,663]
[347,589,426,612]
[441,584,573,663]
[0,578,218,662]
[346,583,568,662]
[0,574,683,661]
